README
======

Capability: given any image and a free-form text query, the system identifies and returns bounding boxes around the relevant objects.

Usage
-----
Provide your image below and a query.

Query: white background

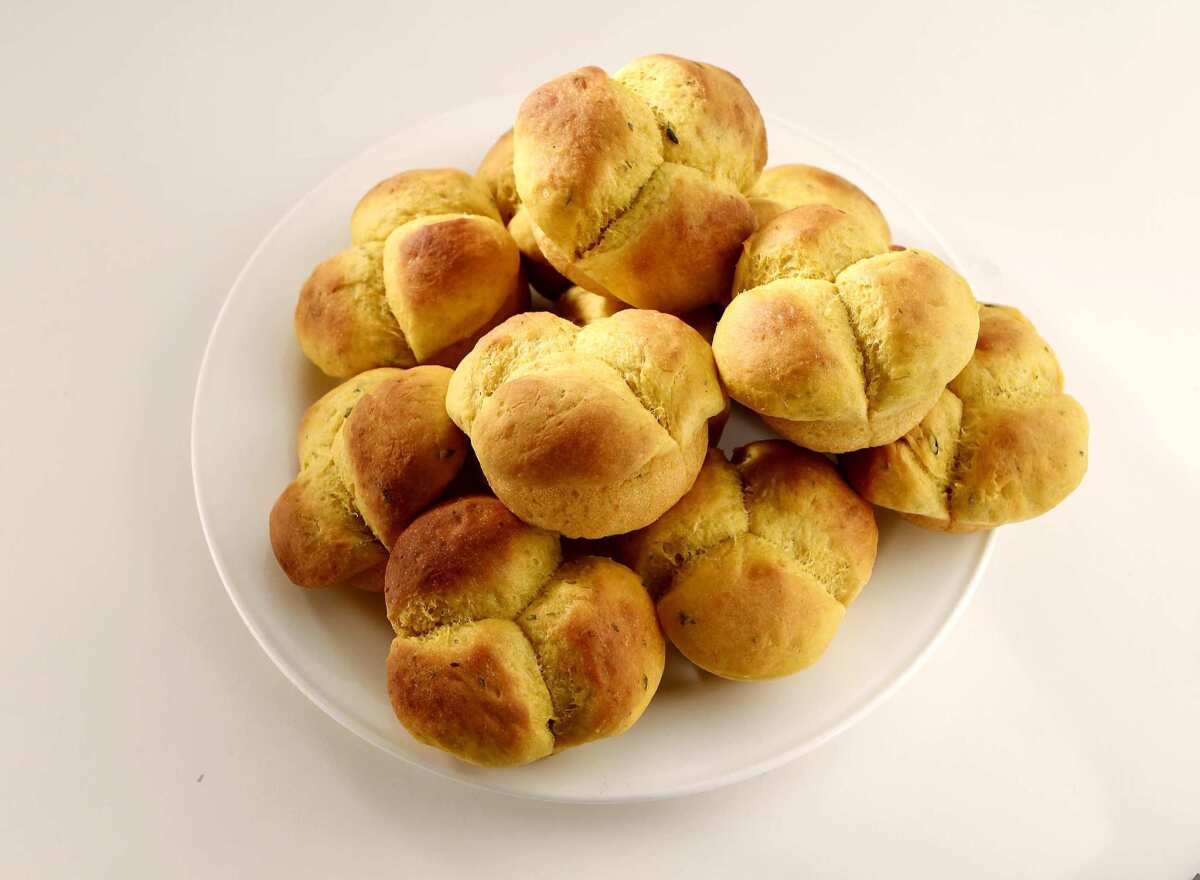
[3,0,1198,876]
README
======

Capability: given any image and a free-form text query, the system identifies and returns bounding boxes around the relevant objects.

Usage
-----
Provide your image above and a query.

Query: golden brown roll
[748,164,891,244]
[512,55,765,313]
[842,304,1088,531]
[713,203,979,452]
[445,310,727,538]
[384,496,665,767]
[268,366,467,589]
[295,169,529,378]
[477,129,572,297]
[621,441,877,680]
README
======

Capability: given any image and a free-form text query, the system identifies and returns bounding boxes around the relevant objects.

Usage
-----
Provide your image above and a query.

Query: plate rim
[190,99,996,804]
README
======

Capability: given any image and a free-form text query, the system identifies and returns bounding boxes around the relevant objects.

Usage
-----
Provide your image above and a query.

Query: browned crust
[384,496,560,635]
[294,244,415,378]
[844,304,1088,530]
[572,164,757,312]
[518,557,665,748]
[350,168,500,244]
[614,54,767,191]
[386,620,554,767]
[381,498,665,765]
[338,366,466,548]
[619,440,878,680]
[268,477,387,589]
[270,368,467,589]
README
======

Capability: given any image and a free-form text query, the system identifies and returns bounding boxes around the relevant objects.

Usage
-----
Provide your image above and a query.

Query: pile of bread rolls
[269,54,1089,768]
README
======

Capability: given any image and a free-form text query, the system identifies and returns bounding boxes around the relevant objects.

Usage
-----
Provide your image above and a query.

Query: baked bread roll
[842,304,1088,531]
[269,366,466,589]
[295,169,528,378]
[621,441,877,680]
[512,55,765,313]
[748,164,891,245]
[713,202,979,452]
[445,310,727,538]
[384,496,665,767]
[478,129,572,297]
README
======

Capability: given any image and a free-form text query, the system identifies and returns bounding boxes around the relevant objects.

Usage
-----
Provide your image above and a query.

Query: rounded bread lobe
[381,213,522,362]
[383,497,665,766]
[734,442,877,605]
[843,304,1088,529]
[294,243,415,379]
[613,54,767,192]
[387,619,556,767]
[385,496,561,636]
[446,311,726,538]
[658,534,845,680]
[514,66,663,253]
[350,168,500,244]
[518,556,665,749]
[748,164,891,244]
[620,441,878,680]
[833,248,979,418]
[712,278,867,423]
[331,366,467,549]
[269,476,387,590]
[732,203,888,293]
[269,368,465,589]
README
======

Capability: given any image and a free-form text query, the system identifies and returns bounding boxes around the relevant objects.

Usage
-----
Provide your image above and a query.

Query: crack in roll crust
[385,496,665,767]
[268,366,467,589]
[713,192,979,453]
[842,304,1089,531]
[620,441,878,680]
[512,55,765,313]
[295,169,528,377]
[445,311,727,538]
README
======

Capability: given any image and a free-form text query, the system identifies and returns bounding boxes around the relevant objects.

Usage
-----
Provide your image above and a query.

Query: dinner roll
[621,441,877,680]
[748,164,891,244]
[713,203,979,452]
[842,304,1088,530]
[445,310,727,538]
[269,366,467,589]
[385,496,665,767]
[512,55,764,313]
[295,169,528,377]
[477,129,572,297]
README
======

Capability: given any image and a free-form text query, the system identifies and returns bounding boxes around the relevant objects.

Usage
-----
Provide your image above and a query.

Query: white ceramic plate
[192,94,995,803]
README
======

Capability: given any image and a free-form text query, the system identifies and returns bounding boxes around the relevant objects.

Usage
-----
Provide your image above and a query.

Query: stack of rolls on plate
[267,53,1089,767]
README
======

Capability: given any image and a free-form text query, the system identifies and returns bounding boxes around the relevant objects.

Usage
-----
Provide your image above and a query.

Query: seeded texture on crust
[385,496,665,767]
